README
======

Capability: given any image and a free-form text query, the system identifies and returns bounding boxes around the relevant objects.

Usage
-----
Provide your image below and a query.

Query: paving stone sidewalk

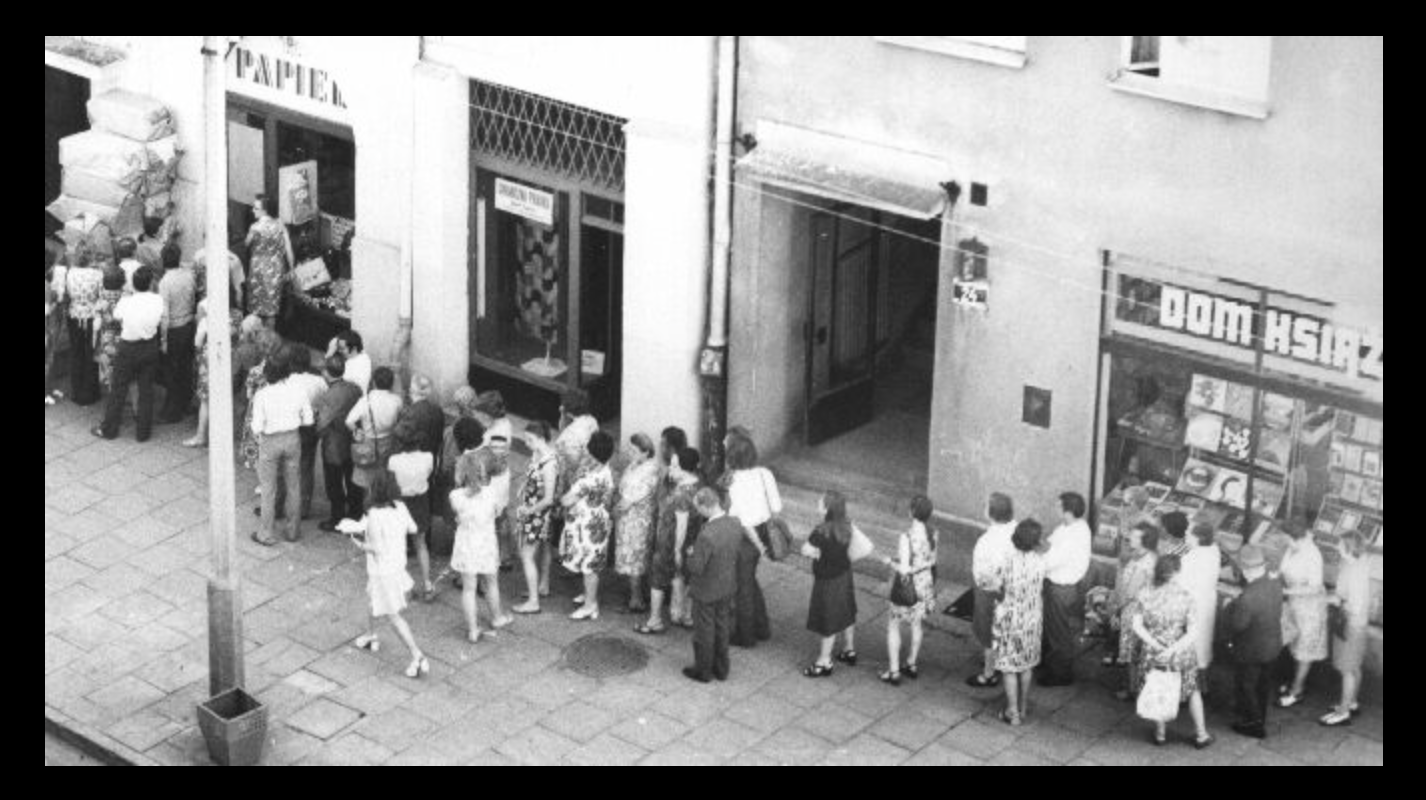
[44,400,1383,765]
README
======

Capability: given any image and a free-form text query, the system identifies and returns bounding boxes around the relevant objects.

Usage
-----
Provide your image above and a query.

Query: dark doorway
[46,66,91,215]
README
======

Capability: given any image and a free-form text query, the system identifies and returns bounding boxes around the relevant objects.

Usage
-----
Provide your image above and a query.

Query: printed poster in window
[1360,480,1382,511]
[1185,410,1225,451]
[1223,381,1256,422]
[1188,374,1228,413]
[1261,392,1296,430]
[1218,418,1254,462]
[279,160,319,226]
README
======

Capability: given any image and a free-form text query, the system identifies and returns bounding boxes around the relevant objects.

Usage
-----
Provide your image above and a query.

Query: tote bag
[1136,669,1182,723]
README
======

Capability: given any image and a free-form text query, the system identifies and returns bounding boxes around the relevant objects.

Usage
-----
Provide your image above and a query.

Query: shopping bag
[849,524,874,561]
[1136,669,1182,723]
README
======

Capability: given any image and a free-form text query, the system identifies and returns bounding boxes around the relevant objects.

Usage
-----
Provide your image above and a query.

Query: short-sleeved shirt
[114,292,166,341]
[388,451,435,498]
[159,267,197,328]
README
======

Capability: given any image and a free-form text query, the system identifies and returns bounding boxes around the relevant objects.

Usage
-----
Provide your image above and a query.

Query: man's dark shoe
[1231,722,1267,740]
[319,519,341,533]
[682,667,711,684]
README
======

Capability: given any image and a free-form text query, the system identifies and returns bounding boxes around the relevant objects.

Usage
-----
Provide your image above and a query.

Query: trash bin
[196,687,268,766]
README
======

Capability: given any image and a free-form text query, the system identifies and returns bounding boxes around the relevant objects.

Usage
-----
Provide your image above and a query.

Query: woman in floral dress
[561,430,616,621]
[1113,522,1160,700]
[992,519,1046,726]
[1278,520,1328,708]
[640,447,702,634]
[93,265,126,393]
[879,495,939,685]
[183,301,246,448]
[614,433,661,614]
[1132,554,1213,747]
[62,248,105,406]
[512,421,560,614]
[239,328,284,471]
[244,195,294,327]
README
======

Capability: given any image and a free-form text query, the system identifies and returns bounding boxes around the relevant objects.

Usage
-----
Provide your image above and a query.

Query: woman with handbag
[1320,531,1371,727]
[878,495,938,686]
[721,431,778,648]
[992,520,1047,726]
[1132,554,1214,748]
[346,367,403,494]
[802,491,858,677]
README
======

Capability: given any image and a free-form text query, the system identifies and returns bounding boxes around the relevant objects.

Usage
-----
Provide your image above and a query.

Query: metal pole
[700,36,736,475]
[201,34,244,697]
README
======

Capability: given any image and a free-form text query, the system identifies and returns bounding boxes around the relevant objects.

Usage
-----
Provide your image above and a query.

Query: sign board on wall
[227,40,349,125]
[494,178,554,226]
[279,161,319,225]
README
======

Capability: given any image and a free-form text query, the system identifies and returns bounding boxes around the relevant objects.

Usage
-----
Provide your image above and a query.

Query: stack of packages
[46,90,181,259]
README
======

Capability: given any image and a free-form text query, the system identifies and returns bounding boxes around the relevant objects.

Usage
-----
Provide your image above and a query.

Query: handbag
[1136,669,1182,723]
[758,468,794,561]
[890,572,919,607]
[849,525,874,561]
[351,401,385,468]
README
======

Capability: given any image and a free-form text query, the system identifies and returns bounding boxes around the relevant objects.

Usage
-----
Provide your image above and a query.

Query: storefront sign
[1117,277,1383,382]
[494,178,554,225]
[228,42,348,123]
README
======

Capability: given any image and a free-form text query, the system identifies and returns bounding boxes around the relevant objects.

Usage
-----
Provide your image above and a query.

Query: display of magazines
[1179,373,1289,519]
[1321,409,1383,551]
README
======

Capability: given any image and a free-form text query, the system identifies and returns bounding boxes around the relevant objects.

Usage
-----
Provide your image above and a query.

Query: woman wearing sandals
[639,447,703,634]
[1278,518,1328,710]
[992,520,1047,726]
[450,448,512,642]
[802,491,858,678]
[561,430,617,621]
[1131,554,1214,748]
[614,434,661,615]
[512,421,560,615]
[1321,530,1370,727]
[878,495,938,686]
[345,470,430,680]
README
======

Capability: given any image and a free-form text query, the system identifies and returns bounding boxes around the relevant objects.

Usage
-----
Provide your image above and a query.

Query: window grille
[470,79,627,194]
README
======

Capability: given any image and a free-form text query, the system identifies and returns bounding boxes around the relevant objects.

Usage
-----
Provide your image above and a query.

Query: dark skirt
[807,570,857,637]
[973,586,997,649]
[403,492,431,539]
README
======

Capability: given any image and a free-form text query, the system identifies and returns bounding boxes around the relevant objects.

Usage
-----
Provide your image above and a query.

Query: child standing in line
[450,448,511,642]
[388,420,437,602]
[342,469,430,679]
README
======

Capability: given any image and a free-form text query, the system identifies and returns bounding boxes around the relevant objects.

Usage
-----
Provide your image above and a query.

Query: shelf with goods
[1315,409,1384,626]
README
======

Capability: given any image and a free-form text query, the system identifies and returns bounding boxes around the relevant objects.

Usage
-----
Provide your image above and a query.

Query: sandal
[353,633,380,652]
[45,395,57,406]
[878,670,902,686]
[1319,709,1353,727]
[250,532,278,547]
[965,673,1001,689]
[512,603,542,615]
[634,622,667,636]
[1193,733,1215,750]
[1152,730,1167,746]
[998,709,1022,727]
[834,650,858,666]
[675,617,695,630]
[1277,692,1303,709]
[902,664,919,680]
[404,656,431,679]
[802,662,834,678]
[418,585,438,603]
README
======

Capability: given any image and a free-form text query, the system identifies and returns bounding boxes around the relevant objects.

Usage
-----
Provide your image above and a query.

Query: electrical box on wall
[1024,385,1052,428]
[952,236,990,310]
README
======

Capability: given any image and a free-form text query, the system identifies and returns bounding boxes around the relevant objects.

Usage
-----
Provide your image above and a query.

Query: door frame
[804,204,881,446]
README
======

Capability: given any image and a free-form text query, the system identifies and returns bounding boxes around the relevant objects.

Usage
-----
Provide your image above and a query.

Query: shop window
[1111,36,1272,119]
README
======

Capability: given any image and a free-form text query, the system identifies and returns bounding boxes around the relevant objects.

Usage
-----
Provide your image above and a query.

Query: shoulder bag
[759,468,794,561]
[352,400,385,468]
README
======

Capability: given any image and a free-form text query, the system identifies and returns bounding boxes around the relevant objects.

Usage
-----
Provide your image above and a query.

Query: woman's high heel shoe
[405,656,430,679]
[570,606,600,621]
[353,633,380,653]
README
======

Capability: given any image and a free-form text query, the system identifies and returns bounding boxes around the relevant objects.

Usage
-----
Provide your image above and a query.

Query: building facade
[731,36,1383,671]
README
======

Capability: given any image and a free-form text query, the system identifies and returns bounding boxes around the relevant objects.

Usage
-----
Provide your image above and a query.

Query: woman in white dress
[1178,521,1222,673]
[1320,531,1372,726]
[450,449,509,642]
[346,470,430,679]
[1278,520,1328,708]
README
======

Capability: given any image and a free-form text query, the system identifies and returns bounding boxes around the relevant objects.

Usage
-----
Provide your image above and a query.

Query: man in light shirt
[1038,491,1092,687]
[157,244,198,424]
[93,265,167,442]
[272,344,330,522]
[115,237,143,294]
[328,330,371,395]
[967,492,1017,688]
[250,356,315,545]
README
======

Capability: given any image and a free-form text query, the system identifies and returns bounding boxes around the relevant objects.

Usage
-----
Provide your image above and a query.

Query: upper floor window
[1112,36,1272,119]
[877,36,1027,69]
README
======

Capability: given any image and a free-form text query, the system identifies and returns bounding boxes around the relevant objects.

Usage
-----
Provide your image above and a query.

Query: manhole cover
[564,635,649,679]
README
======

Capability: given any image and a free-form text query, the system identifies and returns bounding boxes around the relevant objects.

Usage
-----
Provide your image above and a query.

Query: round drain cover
[564,635,649,679]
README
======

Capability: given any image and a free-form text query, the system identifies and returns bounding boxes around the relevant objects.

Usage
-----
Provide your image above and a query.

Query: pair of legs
[886,615,925,675]
[1283,654,1316,702]
[812,626,856,668]
[513,538,552,613]
[690,597,733,681]
[158,321,195,421]
[99,339,159,440]
[410,532,433,596]
[1234,661,1273,735]
[1322,663,1362,725]
[184,400,210,446]
[459,570,511,641]
[1153,690,1210,744]
[1002,669,1032,723]
[646,578,688,630]
[323,459,363,523]
[272,428,318,520]
[624,573,647,612]
[573,571,601,619]
[358,610,427,677]
[256,431,302,543]
[732,537,770,646]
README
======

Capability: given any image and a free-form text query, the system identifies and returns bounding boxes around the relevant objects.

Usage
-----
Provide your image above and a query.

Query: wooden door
[806,207,879,445]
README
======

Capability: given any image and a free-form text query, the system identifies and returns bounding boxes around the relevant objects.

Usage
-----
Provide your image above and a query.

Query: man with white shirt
[93,266,166,442]
[250,356,315,545]
[966,492,1017,688]
[328,330,371,395]
[272,344,330,522]
[1038,492,1092,687]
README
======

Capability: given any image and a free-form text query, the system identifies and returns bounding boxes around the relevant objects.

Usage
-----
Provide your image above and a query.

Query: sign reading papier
[494,178,554,226]
[227,40,349,125]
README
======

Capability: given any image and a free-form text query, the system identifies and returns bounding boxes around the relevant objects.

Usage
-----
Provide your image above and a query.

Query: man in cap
[1222,545,1284,739]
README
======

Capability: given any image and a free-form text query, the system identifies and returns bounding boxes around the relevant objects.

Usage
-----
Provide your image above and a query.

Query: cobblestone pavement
[44,400,1383,765]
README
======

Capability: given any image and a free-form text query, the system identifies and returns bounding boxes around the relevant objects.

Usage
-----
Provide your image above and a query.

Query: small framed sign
[1023,385,1051,429]
[952,278,988,310]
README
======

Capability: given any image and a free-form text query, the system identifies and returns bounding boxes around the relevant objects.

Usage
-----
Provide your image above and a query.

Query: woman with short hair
[346,366,404,492]
[721,430,778,648]
[561,430,617,621]
[993,519,1047,726]
[512,420,560,614]
[1179,521,1222,673]
[62,244,104,406]
[1320,531,1371,727]
[879,495,938,685]
[641,446,703,634]
[245,194,294,328]
[1132,554,1213,748]
[1278,518,1329,708]
[615,433,661,614]
[450,448,505,642]
[1113,522,1160,700]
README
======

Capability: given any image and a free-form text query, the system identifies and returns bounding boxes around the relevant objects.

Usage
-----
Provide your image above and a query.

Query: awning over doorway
[736,119,953,219]
[45,37,127,81]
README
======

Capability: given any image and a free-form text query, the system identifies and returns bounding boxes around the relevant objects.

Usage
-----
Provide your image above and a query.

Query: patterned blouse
[65,266,104,321]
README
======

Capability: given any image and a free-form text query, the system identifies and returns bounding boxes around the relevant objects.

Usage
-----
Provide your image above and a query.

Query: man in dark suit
[1222,545,1284,739]
[684,487,743,683]
[313,353,364,528]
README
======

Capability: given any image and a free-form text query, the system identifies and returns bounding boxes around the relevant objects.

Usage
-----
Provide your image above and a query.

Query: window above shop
[877,36,1028,69]
[1110,36,1272,119]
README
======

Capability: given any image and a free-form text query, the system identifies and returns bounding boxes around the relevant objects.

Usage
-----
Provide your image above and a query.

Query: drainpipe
[700,35,736,475]
[390,39,418,391]
[200,34,244,698]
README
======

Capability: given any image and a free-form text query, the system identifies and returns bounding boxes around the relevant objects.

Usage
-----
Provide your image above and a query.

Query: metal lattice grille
[471,80,627,193]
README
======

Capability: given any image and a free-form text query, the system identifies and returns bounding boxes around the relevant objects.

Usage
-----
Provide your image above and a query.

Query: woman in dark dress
[802,490,858,677]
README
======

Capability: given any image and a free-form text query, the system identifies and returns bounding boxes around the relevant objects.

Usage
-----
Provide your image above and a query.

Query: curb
[46,707,153,767]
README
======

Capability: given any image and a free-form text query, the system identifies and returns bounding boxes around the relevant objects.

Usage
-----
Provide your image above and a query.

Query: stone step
[768,457,923,518]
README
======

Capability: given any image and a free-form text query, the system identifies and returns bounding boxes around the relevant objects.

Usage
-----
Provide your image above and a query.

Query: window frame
[876,36,1028,69]
[1109,36,1272,120]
